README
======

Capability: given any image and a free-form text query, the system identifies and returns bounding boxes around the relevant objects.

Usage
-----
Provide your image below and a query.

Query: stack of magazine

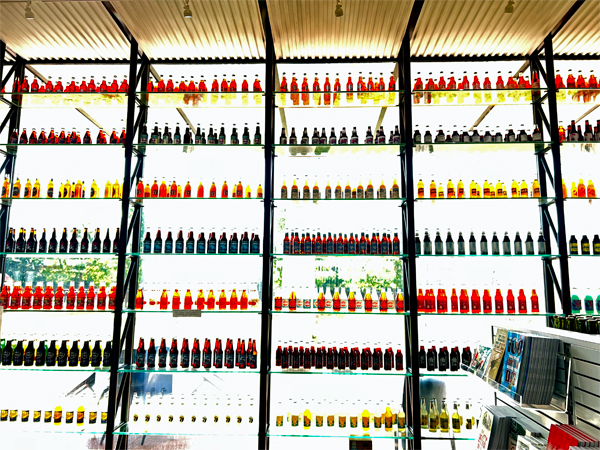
[464,328,560,406]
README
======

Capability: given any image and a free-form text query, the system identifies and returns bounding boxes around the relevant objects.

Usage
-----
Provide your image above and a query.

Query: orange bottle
[518,288,527,314]
[230,289,238,310]
[221,181,228,198]
[257,184,263,198]
[531,289,539,313]
[112,180,121,198]
[169,180,178,197]
[184,181,192,198]
[209,182,217,198]
[482,289,492,314]
[87,285,96,310]
[159,289,169,310]
[158,180,167,198]
[135,288,144,310]
[236,181,243,198]
[577,179,586,198]
[1,177,10,198]
[588,180,596,198]
[197,182,204,198]
[196,289,205,310]
[97,286,107,310]
[301,75,309,105]
[450,288,458,313]
[136,179,144,198]
[218,289,227,310]
[206,289,215,310]
[429,180,437,198]
[494,289,504,313]
[184,289,193,310]
[172,289,181,310]
[151,180,159,197]
[0,285,9,309]
[240,290,248,310]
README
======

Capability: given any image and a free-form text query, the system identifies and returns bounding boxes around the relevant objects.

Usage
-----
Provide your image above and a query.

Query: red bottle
[65,284,76,310]
[531,289,539,313]
[450,288,459,313]
[135,288,144,310]
[75,284,85,310]
[566,71,576,88]
[54,77,64,92]
[172,289,181,310]
[42,284,53,310]
[555,71,565,89]
[436,289,447,313]
[86,285,96,310]
[53,285,64,310]
[323,76,331,105]
[417,288,425,312]
[395,292,404,313]
[494,289,504,313]
[482,289,492,314]
[108,285,116,310]
[21,285,32,310]
[471,289,481,314]
[253,76,262,92]
[518,288,527,314]
[88,77,97,92]
[426,289,435,313]
[97,286,107,310]
[506,288,516,314]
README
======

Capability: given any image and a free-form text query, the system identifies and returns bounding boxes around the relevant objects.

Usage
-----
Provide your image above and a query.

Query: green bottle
[584,294,594,314]
[571,288,581,314]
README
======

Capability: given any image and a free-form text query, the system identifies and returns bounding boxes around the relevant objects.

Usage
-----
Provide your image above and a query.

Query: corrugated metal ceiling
[554,0,600,55]
[110,0,265,60]
[412,0,578,57]
[266,0,414,59]
[0,1,130,60]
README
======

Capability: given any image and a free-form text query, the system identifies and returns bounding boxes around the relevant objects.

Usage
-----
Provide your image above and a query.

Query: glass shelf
[270,310,408,316]
[134,144,264,153]
[0,143,125,155]
[0,365,110,372]
[564,197,597,201]
[270,370,410,376]
[0,252,118,259]
[273,91,402,108]
[569,254,600,257]
[137,91,265,108]
[411,141,552,154]
[414,197,555,204]
[1,92,127,108]
[273,144,402,157]
[416,371,469,377]
[121,308,260,314]
[421,434,476,441]
[272,198,406,203]
[118,365,259,374]
[128,252,262,257]
[412,88,546,107]
[418,312,555,317]
[130,197,263,202]
[416,254,558,258]
[114,423,256,436]
[272,254,407,258]
[3,198,120,203]
[1,308,112,313]
[268,428,412,439]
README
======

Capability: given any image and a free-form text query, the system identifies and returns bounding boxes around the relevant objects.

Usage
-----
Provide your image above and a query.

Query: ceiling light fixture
[25,1,34,20]
[504,0,515,14]
[183,0,192,19]
[335,0,343,17]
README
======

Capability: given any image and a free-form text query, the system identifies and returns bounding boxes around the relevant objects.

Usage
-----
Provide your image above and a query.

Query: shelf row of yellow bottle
[3,178,122,199]
[280,179,400,200]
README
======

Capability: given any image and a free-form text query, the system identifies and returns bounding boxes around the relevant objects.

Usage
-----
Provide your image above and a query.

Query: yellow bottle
[578,178,586,197]
[511,180,520,198]
[303,409,311,429]
[469,180,476,198]
[58,182,64,198]
[437,183,444,198]
[71,182,76,198]
[76,405,85,426]
[490,188,495,198]
[1,176,9,198]
[428,400,437,432]
[476,183,481,198]
[398,405,406,431]
[356,180,364,198]
[63,180,71,199]
[429,180,437,198]
[503,183,508,198]
[361,409,370,430]
[384,407,393,432]
[24,178,33,198]
[532,179,540,198]
[33,178,41,198]
[451,401,461,434]
[81,181,86,198]
[440,400,449,433]
[12,177,21,198]
[304,180,310,199]
[91,180,98,198]
[104,180,112,198]
[520,179,528,197]
[588,180,596,198]
[54,405,62,426]
[483,180,490,198]
[420,398,428,429]
[112,180,121,198]
[447,180,455,198]
[46,179,54,198]
[257,184,263,198]
[496,180,503,198]
[562,179,567,198]
[245,184,251,198]
[570,181,578,197]
[417,179,425,198]
[457,180,464,198]
[291,179,299,199]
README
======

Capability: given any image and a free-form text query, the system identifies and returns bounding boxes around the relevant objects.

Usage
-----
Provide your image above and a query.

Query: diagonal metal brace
[547,262,563,300]
[539,154,555,187]
[126,208,140,250]
[543,208,559,242]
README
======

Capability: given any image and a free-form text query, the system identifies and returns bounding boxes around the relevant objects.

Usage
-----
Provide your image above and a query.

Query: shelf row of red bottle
[283,230,401,255]
[136,179,262,199]
[9,128,125,145]
[274,289,403,313]
[274,343,404,372]
[135,287,259,311]
[134,337,257,370]
[417,288,541,314]
[0,283,116,311]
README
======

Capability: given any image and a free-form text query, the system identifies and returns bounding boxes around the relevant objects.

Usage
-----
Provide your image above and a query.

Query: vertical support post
[399,32,420,447]
[543,35,571,315]
[530,56,556,325]
[0,57,24,288]
[106,39,139,450]
[258,1,275,448]
[115,56,149,450]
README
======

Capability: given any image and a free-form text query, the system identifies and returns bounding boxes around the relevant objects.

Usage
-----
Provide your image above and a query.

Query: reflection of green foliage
[277,216,285,232]
[273,258,282,288]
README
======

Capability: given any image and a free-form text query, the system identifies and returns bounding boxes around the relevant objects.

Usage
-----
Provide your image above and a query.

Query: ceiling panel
[0,1,130,60]
[266,0,414,59]
[412,0,578,57]
[110,0,265,60]
[554,0,600,55]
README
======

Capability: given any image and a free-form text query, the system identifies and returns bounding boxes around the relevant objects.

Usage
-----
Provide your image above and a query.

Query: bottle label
[229,241,238,254]
[153,241,162,253]
[164,242,173,253]
[207,241,217,253]
[175,241,184,253]
[251,240,260,254]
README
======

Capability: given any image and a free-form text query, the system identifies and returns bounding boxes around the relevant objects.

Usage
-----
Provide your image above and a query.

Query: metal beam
[534,0,588,55]
[575,104,599,124]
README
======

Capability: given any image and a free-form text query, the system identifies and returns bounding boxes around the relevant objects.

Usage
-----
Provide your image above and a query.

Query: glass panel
[273,91,403,108]
[1,92,128,108]
[274,144,402,157]
[138,91,265,108]
[411,88,546,107]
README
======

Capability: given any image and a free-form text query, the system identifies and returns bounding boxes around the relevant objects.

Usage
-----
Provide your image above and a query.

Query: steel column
[258,0,275,448]
[106,39,139,450]
[399,34,420,450]
[542,36,571,315]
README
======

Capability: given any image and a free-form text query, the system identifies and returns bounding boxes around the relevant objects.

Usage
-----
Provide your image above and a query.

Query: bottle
[480,232,488,255]
[452,401,461,434]
[428,400,437,432]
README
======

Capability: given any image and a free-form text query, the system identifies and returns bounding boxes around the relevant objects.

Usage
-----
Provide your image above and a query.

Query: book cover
[475,408,494,450]
[485,328,508,384]
[500,331,526,398]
